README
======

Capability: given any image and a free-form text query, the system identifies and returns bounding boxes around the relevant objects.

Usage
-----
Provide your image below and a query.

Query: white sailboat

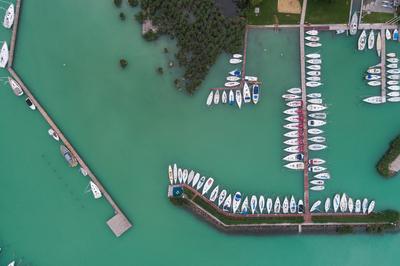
[309,112,326,119]
[308,136,326,143]
[333,194,340,212]
[182,169,188,183]
[266,198,273,214]
[201,177,214,195]
[218,189,227,207]
[232,192,242,213]
[225,81,240,87]
[284,107,300,115]
[368,30,375,49]
[285,115,300,123]
[3,4,14,29]
[250,195,257,214]
[173,164,177,184]
[308,128,324,135]
[0,41,9,68]
[228,90,235,105]
[187,170,194,185]
[309,144,327,151]
[229,58,242,64]
[274,197,281,213]
[192,172,200,187]
[289,196,296,213]
[306,30,318,36]
[307,65,321,70]
[340,193,348,212]
[363,96,385,104]
[177,168,182,183]
[213,90,220,104]
[283,153,304,162]
[90,181,102,199]
[206,91,213,106]
[259,195,265,214]
[8,77,23,96]
[306,53,320,59]
[310,200,321,212]
[287,87,301,94]
[362,198,368,214]
[209,186,219,202]
[368,200,375,214]
[324,197,331,212]
[305,36,320,42]
[243,82,251,103]
[306,81,322,87]
[308,119,326,127]
[307,58,322,64]
[349,12,358,35]
[358,30,367,51]
[221,90,227,104]
[305,42,322,48]
[308,158,326,165]
[355,199,361,213]
[168,165,173,184]
[314,172,331,180]
[284,162,304,170]
[310,185,325,191]
[196,176,206,190]
[376,32,382,57]
[241,197,249,214]
[386,29,391,40]
[223,194,232,211]
[298,199,304,213]
[348,197,354,213]
[282,197,289,214]
[286,100,302,107]
[235,89,242,108]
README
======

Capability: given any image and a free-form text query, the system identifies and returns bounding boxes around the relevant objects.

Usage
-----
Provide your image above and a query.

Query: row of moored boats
[358,28,398,54]
[310,193,375,214]
[0,4,15,68]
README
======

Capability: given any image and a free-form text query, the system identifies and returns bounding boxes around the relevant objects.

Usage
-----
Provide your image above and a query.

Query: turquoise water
[1,1,400,265]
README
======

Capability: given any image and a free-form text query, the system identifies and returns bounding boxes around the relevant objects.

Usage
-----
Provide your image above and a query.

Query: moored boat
[394,29,399,41]
[310,179,324,186]
[388,74,400,80]
[307,65,321,70]
[358,30,367,50]
[90,181,102,199]
[227,76,240,81]
[308,136,326,143]
[48,128,60,141]
[173,164,177,184]
[0,41,9,68]
[233,53,242,58]
[308,119,326,127]
[307,98,322,104]
[250,195,257,214]
[252,84,260,104]
[367,80,381,86]
[285,115,300,123]
[206,91,213,106]
[309,144,327,151]
[309,112,326,119]
[192,172,200,187]
[306,30,318,36]
[286,100,302,107]
[307,104,327,112]
[377,32,382,57]
[284,162,305,170]
[363,96,385,104]
[388,91,400,97]
[282,197,289,214]
[229,90,235,105]
[225,81,240,87]
[298,199,304,213]
[355,199,361,213]
[283,153,304,162]
[368,200,375,214]
[348,197,354,213]
[305,36,320,42]
[349,12,358,36]
[182,169,188,183]
[196,176,206,190]
[365,74,380,80]
[388,96,400,102]
[310,200,321,212]
[333,194,340,212]
[284,123,299,130]
[202,177,214,195]
[387,52,396,57]
[367,68,380,74]
[387,63,398,69]
[368,30,375,50]
[241,197,249,214]
[307,76,321,82]
[289,196,296,213]
[308,166,326,173]
[274,197,281,213]
[308,128,324,135]
[232,192,242,213]
[306,42,322,48]
[223,194,232,211]
[387,69,400,74]
[221,90,227,104]
[284,145,300,153]
[3,4,14,29]
[386,29,391,40]
[244,76,258,82]
[388,85,400,91]
[282,94,301,100]
[60,145,78,167]
[307,58,322,64]
[209,185,219,202]
[235,89,242,108]
[243,82,251,103]
[325,197,331,212]
[307,92,322,98]
[229,69,241,77]
[284,107,300,115]
[218,189,227,206]
[314,172,330,180]
[309,158,326,165]
[310,185,325,191]
[8,77,23,96]
[213,89,220,104]
[229,58,242,64]
[187,170,194,185]
[387,57,399,63]
[177,168,183,183]
[306,81,322,87]
[306,53,320,59]
[287,87,301,94]
[362,198,368,214]
[284,137,299,145]
[340,193,348,212]
[266,198,273,214]
[307,71,321,76]
[259,195,265,214]
[284,130,300,138]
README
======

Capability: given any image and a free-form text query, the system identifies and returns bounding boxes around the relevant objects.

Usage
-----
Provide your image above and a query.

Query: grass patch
[377,135,400,177]
[305,0,350,24]
[245,0,301,25]
[362,12,394,23]
[312,210,400,223]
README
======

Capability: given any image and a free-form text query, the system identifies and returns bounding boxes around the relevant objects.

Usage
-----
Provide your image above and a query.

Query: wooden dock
[299,0,311,223]
[8,0,21,67]
[380,29,387,99]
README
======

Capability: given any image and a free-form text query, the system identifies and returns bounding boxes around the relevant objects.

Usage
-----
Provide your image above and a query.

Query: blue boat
[252,84,260,104]
[228,90,235,105]
[229,69,241,77]
[394,29,399,41]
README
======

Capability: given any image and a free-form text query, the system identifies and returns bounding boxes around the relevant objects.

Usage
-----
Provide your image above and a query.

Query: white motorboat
[306,42,322,48]
[388,80,399,85]
[284,162,304,170]
[387,69,400,74]
[284,137,299,145]
[306,30,318,35]
[283,107,300,115]
[0,41,9,68]
[173,164,177,184]
[307,92,322,98]
[355,199,361,213]
[228,90,235,105]
[310,185,325,191]
[221,90,227,104]
[309,158,326,165]
[336,29,346,34]
[388,96,400,102]
[282,94,300,100]
[223,194,232,211]
[340,193,348,212]
[387,52,396,57]
[367,200,375,214]
[266,198,273,214]
[308,136,326,143]
[349,12,358,35]
[307,71,321,76]
[243,82,251,103]
[325,198,331,212]
[287,87,301,94]
[358,30,367,51]
[314,172,331,180]
[305,36,320,42]
[306,53,320,59]
[168,165,173,184]
[274,197,281,213]
[227,76,241,81]
[3,4,14,29]
[283,153,304,162]
[307,98,323,104]
[235,89,242,108]
[367,68,380,74]
[388,74,400,80]
[362,198,368,214]
[285,115,300,123]
[388,91,400,97]
[48,128,60,141]
[8,77,23,96]
[310,200,321,212]
[232,192,242,213]
[213,89,220,104]
[182,169,188,183]
[192,172,200,187]
[25,97,36,110]
[365,74,380,80]
[196,176,206,190]
[284,130,300,138]
[187,170,195,185]
[376,32,382,57]
[225,81,240,87]
[308,166,326,173]
[308,119,326,127]
[298,199,304,214]
[90,181,102,199]
[218,189,227,206]
[289,196,296,213]
[307,58,322,64]
[8,261,15,266]
[233,53,242,58]
[368,80,381,86]
[307,76,321,82]
[333,194,340,212]
[252,84,260,104]
[387,63,398,69]
[363,96,385,104]
[307,65,321,70]
[250,195,257,214]
[241,197,249,214]
[209,185,219,202]
[283,123,299,130]
[309,112,326,119]
[387,58,399,63]
[229,58,242,64]
[368,30,374,49]
[177,168,182,183]
[244,75,258,82]
[307,104,327,112]
[206,91,213,106]
[282,197,289,214]
[286,100,302,107]
[259,195,265,213]
[284,145,300,153]
[306,81,322,87]
[348,197,354,213]
[310,179,324,186]
[309,144,327,151]
[388,85,400,90]
[202,177,214,195]
[386,28,391,40]
[308,128,324,135]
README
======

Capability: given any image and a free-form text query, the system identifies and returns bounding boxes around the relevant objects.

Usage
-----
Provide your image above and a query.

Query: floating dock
[380,28,387,99]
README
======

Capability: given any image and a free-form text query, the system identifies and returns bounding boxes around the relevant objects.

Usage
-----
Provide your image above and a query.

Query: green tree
[250,0,263,7]
[114,0,122,7]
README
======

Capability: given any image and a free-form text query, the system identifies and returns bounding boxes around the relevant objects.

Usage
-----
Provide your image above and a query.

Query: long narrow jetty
[380,29,386,99]
[241,26,249,84]
[8,0,21,67]
[299,0,311,223]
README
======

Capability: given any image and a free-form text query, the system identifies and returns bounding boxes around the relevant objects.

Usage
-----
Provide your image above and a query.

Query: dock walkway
[380,29,387,98]
[7,0,131,237]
